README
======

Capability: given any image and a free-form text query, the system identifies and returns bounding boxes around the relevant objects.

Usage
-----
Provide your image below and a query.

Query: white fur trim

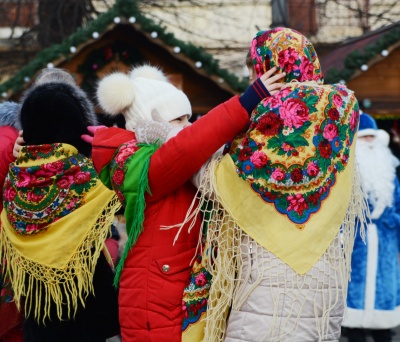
[356,140,395,218]
[376,129,390,147]
[97,73,135,116]
[129,64,168,82]
[343,223,400,329]
[343,307,400,329]
[357,128,377,138]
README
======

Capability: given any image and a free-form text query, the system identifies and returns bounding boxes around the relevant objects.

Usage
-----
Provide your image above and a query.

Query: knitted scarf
[0,143,121,323]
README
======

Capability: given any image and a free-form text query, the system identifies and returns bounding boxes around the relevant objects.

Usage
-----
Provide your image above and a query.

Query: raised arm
[147,96,248,201]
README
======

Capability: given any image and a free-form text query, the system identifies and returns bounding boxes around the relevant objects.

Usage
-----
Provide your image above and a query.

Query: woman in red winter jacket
[0,103,21,210]
[0,102,24,342]
[86,64,285,341]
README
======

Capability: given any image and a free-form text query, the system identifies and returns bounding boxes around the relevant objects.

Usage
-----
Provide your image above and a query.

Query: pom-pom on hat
[358,113,378,138]
[96,64,192,131]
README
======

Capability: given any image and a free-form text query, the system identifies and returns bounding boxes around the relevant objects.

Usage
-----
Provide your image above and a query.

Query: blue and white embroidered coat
[343,177,400,329]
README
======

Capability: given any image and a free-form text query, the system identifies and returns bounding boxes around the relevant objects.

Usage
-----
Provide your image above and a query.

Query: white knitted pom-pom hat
[97,64,192,131]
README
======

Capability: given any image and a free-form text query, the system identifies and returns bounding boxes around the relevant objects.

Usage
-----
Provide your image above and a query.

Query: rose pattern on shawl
[182,252,212,331]
[250,28,324,84]
[307,162,320,177]
[279,98,310,129]
[318,140,332,158]
[290,168,303,183]
[350,109,359,131]
[230,84,359,224]
[3,185,16,202]
[0,263,13,304]
[271,168,286,181]
[250,151,268,169]
[287,194,308,216]
[4,144,98,235]
[256,113,283,136]
[299,56,315,81]
[278,47,300,73]
[112,169,125,186]
[328,108,340,121]
[323,123,339,142]
[108,139,140,206]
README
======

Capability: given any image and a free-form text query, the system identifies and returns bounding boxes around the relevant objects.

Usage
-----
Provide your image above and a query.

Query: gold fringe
[200,156,244,341]
[0,195,121,324]
[175,155,369,341]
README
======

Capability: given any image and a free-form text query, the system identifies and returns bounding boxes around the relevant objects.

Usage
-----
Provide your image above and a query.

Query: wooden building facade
[0,1,247,124]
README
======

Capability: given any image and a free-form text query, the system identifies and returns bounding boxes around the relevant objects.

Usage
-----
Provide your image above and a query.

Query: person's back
[197,27,368,341]
[0,102,21,212]
[0,101,23,342]
[0,81,121,342]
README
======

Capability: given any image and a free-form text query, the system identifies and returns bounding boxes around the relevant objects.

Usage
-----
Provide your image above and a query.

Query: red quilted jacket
[0,126,18,212]
[0,127,24,341]
[92,96,249,341]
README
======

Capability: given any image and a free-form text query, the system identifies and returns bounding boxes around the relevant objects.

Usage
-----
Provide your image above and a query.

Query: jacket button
[162,265,170,273]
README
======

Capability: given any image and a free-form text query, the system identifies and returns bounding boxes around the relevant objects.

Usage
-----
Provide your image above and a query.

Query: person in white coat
[193,27,368,342]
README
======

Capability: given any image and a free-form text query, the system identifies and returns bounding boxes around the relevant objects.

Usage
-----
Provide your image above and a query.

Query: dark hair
[246,50,252,67]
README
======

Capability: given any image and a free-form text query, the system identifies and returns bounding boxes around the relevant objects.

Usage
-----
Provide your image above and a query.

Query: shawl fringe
[0,195,121,324]
[173,156,369,341]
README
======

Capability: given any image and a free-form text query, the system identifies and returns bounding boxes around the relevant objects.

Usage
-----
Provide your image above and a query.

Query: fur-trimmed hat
[96,65,192,131]
[20,82,97,157]
[358,113,378,138]
[358,112,390,146]
[0,101,21,130]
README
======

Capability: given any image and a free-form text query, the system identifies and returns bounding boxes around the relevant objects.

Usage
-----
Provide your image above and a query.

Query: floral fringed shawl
[0,143,121,323]
[99,140,160,286]
[196,79,369,339]
[0,263,13,304]
[181,218,213,342]
[177,28,369,341]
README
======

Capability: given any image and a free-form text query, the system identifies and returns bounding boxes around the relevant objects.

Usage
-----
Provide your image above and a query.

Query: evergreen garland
[0,0,248,98]
[324,24,400,84]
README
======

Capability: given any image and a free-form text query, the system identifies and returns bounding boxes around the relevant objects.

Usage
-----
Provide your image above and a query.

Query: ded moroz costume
[341,113,400,341]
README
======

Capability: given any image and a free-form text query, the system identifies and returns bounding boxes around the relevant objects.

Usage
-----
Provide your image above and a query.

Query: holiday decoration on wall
[0,0,248,99]
[324,25,400,84]
[78,42,144,98]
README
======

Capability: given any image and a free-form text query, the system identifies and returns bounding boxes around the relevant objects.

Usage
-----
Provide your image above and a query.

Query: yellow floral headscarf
[0,144,121,323]
[217,28,360,273]
[250,27,324,84]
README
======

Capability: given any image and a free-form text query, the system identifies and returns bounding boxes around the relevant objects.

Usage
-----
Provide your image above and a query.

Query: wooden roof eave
[347,40,400,82]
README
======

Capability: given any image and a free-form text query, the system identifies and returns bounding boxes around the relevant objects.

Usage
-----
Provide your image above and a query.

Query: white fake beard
[355,139,396,218]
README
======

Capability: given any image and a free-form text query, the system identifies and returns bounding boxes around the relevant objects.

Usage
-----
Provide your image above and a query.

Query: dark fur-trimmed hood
[0,101,21,130]
[20,82,97,127]
[20,82,98,157]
